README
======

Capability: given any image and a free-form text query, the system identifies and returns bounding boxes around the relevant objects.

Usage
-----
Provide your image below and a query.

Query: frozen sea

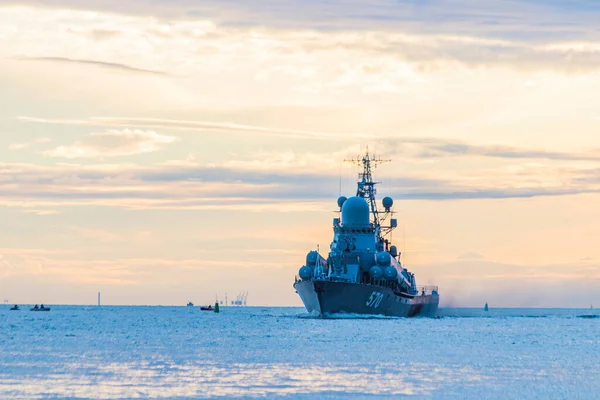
[1,306,599,399]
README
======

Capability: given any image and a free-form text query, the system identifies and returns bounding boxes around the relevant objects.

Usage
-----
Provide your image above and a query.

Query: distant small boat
[30,305,50,312]
[187,302,194,307]
[484,303,489,311]
[9,305,19,311]
[200,305,214,311]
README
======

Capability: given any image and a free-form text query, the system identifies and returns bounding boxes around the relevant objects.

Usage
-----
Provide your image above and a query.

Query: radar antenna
[344,146,391,229]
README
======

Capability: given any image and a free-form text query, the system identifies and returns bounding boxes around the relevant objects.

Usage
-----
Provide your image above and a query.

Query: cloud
[8,143,28,150]
[42,129,176,158]
[0,157,599,212]
[384,138,600,162]
[19,115,600,162]
[389,187,600,201]
[0,247,73,256]
[17,116,361,139]
[537,42,600,54]
[8,137,51,151]
[573,168,600,184]
[22,209,59,215]
[7,0,600,40]
[17,56,168,75]
[3,3,600,101]
[0,254,14,272]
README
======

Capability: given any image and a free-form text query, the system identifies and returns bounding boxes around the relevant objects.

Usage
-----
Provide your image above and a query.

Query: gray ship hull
[294,279,439,318]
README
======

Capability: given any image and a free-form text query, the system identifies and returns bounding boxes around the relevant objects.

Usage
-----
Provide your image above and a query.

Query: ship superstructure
[293,148,439,317]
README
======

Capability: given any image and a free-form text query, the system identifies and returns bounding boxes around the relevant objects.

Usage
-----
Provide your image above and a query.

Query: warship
[293,148,439,317]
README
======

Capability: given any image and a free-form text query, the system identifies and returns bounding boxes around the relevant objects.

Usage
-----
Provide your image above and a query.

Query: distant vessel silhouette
[484,303,489,311]
[294,148,439,317]
[30,304,50,312]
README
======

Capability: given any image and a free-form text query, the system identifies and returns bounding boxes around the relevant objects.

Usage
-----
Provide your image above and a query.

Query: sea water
[1,306,599,399]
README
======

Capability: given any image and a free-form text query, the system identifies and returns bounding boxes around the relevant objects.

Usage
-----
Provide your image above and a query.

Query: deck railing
[416,286,439,295]
[295,275,439,296]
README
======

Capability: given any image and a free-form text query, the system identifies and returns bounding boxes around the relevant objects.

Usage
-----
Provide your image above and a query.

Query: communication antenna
[344,145,391,227]
[403,223,406,265]
[339,159,342,197]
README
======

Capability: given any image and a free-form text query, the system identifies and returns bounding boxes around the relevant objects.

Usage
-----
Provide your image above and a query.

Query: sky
[1,0,600,307]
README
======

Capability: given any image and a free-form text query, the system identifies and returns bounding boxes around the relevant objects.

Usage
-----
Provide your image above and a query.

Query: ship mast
[345,146,390,230]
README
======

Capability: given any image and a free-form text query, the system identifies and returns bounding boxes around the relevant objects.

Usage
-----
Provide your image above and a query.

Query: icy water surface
[1,306,599,399]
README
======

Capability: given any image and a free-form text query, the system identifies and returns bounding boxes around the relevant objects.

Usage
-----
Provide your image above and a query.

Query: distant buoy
[214,302,220,313]
[484,302,489,312]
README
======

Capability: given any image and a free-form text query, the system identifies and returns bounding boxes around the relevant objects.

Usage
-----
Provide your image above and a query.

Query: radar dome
[382,196,394,211]
[299,266,312,280]
[341,196,370,227]
[306,251,319,266]
[383,266,398,280]
[337,196,347,208]
[376,251,391,266]
[369,266,383,279]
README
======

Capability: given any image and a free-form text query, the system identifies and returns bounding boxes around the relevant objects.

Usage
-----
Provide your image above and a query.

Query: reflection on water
[0,361,483,398]
[1,306,598,399]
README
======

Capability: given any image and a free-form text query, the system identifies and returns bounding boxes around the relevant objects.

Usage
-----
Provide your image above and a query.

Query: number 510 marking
[366,291,384,308]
